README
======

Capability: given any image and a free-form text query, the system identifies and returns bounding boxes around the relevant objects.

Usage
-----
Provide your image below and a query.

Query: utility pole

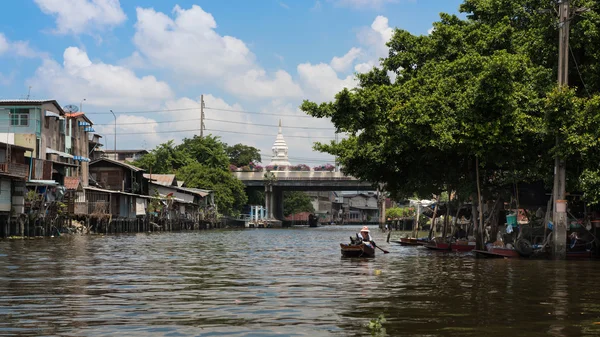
[553,0,570,259]
[200,94,205,138]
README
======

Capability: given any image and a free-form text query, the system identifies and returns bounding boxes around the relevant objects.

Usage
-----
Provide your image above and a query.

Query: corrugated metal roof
[90,157,144,172]
[177,186,211,197]
[63,176,82,191]
[144,174,176,186]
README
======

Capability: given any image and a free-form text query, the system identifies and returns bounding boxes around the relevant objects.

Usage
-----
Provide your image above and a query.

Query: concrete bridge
[232,171,375,222]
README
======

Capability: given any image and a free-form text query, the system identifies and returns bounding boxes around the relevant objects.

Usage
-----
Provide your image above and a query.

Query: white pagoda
[268,120,291,167]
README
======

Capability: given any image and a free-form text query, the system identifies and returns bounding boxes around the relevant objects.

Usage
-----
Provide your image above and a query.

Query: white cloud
[34,0,126,35]
[357,15,394,64]
[333,0,397,9]
[279,2,290,9]
[133,5,303,100]
[428,27,435,35]
[118,51,147,69]
[28,47,174,108]
[297,62,357,103]
[330,47,362,73]
[225,69,303,99]
[0,33,42,58]
[133,5,253,80]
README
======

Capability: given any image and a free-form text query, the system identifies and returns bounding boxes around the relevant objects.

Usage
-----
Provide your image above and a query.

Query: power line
[92,117,334,130]
[101,127,335,139]
[84,106,319,119]
[205,128,334,139]
[206,118,333,130]
[94,118,201,126]
[85,107,200,115]
[204,107,315,118]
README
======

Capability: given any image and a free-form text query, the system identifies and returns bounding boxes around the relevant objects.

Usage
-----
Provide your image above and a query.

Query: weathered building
[0,100,94,185]
[0,142,32,236]
[104,149,148,162]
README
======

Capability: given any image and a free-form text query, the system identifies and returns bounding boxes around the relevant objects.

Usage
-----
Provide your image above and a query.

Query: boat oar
[372,242,389,254]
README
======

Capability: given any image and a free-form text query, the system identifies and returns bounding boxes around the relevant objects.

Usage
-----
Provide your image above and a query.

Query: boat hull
[396,237,428,246]
[340,243,376,258]
[450,243,476,252]
[424,242,451,251]
[473,247,520,258]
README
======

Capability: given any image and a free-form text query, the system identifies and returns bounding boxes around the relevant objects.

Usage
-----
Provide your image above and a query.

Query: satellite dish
[63,104,79,113]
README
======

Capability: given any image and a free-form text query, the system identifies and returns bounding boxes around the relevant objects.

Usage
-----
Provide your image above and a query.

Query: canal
[1,226,600,336]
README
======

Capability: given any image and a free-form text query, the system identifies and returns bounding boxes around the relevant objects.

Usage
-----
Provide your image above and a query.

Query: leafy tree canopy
[283,191,315,217]
[301,0,600,205]
[226,143,262,167]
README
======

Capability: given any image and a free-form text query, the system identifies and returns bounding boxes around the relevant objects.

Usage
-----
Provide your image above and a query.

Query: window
[10,108,29,126]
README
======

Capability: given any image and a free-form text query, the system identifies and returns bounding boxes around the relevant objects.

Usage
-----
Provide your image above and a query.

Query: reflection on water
[1,226,600,336]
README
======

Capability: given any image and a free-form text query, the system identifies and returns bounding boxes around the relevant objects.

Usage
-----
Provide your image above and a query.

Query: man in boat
[350,226,378,248]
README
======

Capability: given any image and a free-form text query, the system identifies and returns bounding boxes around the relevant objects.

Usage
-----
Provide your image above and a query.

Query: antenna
[26,86,31,100]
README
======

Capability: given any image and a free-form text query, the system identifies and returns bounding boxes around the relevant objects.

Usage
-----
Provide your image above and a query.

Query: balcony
[0,162,29,179]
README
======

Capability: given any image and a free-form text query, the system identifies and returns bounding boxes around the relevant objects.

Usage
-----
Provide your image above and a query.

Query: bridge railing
[233,171,361,180]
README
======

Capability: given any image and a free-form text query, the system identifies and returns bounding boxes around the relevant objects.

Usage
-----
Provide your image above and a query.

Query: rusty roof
[90,157,145,172]
[144,174,177,186]
[63,176,82,191]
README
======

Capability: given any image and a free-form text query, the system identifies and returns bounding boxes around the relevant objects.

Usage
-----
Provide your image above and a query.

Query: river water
[1,226,600,337]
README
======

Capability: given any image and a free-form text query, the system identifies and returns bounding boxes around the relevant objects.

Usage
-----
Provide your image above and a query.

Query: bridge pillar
[273,188,285,221]
[265,185,274,219]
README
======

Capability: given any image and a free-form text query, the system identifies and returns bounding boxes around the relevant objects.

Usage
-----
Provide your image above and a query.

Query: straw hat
[360,226,370,232]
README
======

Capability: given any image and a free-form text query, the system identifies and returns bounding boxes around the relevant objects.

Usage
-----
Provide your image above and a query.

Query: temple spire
[269,118,291,167]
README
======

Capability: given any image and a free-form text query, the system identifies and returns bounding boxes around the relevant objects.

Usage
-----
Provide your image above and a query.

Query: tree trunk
[475,157,484,250]
[428,195,440,240]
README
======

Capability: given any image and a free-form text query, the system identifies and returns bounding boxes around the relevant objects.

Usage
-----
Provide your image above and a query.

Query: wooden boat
[340,243,376,258]
[473,247,520,258]
[424,241,451,251]
[450,241,476,252]
[395,237,428,246]
[567,250,593,259]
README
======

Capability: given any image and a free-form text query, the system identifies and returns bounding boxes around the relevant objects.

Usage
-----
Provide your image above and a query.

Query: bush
[290,164,310,171]
[313,163,335,172]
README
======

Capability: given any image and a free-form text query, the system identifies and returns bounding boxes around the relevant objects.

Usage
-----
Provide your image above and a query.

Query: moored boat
[473,247,520,258]
[340,243,376,258]
[424,240,451,251]
[395,237,429,246]
[450,241,476,252]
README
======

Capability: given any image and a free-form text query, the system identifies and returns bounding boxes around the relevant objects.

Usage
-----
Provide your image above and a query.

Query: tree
[133,140,190,174]
[283,191,315,217]
[176,162,247,216]
[179,135,230,169]
[226,143,261,167]
[300,3,560,248]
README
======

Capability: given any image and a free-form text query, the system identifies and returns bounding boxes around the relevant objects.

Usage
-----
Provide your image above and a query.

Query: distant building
[343,192,380,223]
[104,149,148,162]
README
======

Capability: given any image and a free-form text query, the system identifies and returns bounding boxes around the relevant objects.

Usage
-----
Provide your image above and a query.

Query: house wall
[0,106,42,158]
[0,178,11,212]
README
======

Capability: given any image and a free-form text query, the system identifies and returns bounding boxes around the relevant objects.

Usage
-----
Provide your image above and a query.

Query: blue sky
[0,0,464,164]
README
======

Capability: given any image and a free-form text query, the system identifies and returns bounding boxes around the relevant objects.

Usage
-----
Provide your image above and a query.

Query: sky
[0,0,464,166]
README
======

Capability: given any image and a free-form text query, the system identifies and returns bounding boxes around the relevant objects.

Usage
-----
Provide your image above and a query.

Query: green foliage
[134,140,191,174]
[283,191,315,217]
[367,314,387,336]
[226,143,261,167]
[300,0,600,208]
[386,207,415,219]
[180,135,230,169]
[177,161,247,216]
[135,135,252,214]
